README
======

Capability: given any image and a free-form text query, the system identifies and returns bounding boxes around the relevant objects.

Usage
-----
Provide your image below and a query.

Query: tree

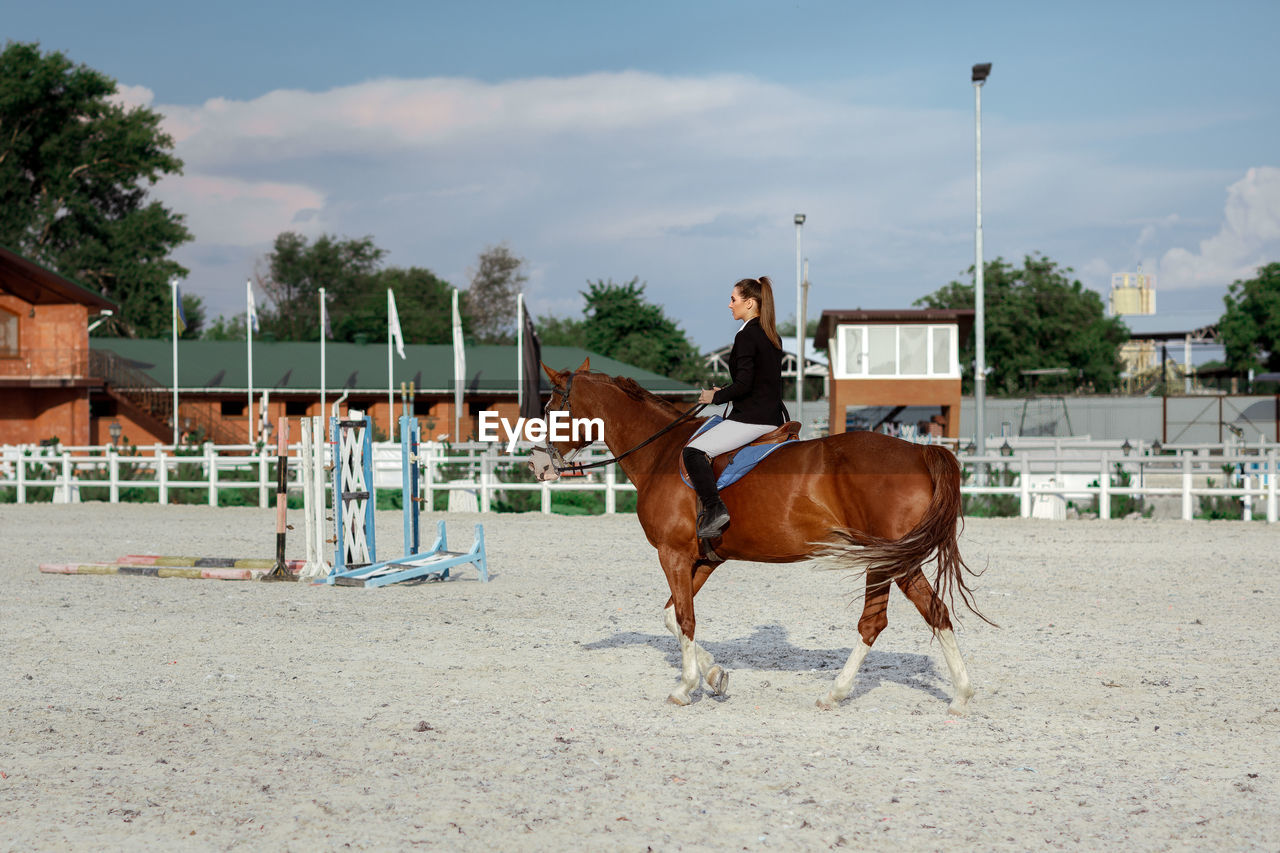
[915,254,1129,395]
[574,278,707,383]
[0,42,190,337]
[179,291,205,340]
[534,313,586,347]
[254,231,458,343]
[203,314,246,342]
[1219,262,1280,375]
[466,243,527,344]
[256,232,384,341]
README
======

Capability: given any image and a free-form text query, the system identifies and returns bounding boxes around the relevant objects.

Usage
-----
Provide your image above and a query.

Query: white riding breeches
[685,419,777,458]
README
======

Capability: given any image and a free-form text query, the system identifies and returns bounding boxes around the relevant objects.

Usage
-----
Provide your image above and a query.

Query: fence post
[1242,474,1253,522]
[258,444,269,508]
[1268,449,1277,524]
[17,447,26,504]
[479,448,492,513]
[541,478,552,514]
[1181,452,1193,521]
[205,442,217,506]
[422,442,435,512]
[157,446,168,505]
[109,446,120,503]
[1099,452,1110,520]
[60,451,72,503]
[605,462,617,514]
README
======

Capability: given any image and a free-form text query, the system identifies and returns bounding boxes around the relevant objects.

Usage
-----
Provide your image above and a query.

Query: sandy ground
[1,504,1277,851]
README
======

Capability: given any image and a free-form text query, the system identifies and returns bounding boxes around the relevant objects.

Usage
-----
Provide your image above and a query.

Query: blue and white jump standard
[327,414,488,588]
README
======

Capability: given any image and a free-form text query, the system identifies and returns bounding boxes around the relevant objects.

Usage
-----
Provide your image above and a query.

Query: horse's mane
[598,374,686,416]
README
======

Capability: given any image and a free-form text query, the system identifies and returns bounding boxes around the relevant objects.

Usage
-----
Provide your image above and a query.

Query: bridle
[538,371,706,475]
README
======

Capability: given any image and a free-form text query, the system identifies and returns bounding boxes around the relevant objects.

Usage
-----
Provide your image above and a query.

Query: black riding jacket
[711,317,785,426]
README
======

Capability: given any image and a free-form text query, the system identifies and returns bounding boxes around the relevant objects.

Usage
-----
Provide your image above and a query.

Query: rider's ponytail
[735,276,782,349]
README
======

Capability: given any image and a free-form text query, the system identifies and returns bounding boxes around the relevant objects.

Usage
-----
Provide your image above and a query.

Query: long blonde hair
[734,277,782,349]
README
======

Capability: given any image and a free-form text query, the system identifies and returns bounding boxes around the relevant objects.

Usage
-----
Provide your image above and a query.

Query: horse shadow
[581,624,949,703]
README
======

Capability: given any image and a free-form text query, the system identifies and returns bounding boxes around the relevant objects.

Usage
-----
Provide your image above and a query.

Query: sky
[7,0,1280,353]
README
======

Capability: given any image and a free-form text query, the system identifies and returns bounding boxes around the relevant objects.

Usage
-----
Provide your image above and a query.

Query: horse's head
[528,357,592,482]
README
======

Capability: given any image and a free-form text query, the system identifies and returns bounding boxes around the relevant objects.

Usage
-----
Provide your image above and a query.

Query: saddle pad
[681,416,793,491]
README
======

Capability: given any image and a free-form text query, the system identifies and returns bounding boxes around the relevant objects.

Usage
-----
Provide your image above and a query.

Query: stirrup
[696,502,730,539]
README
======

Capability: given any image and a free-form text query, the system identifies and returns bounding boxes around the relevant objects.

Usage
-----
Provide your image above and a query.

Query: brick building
[0,246,115,445]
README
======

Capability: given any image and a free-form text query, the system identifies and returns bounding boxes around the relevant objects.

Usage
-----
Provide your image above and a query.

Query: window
[833,323,959,379]
[285,400,310,416]
[0,307,17,357]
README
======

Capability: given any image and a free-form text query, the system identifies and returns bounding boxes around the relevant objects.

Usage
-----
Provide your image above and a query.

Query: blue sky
[7,0,1279,350]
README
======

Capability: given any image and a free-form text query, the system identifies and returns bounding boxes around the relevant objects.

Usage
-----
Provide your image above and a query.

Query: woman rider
[685,276,785,539]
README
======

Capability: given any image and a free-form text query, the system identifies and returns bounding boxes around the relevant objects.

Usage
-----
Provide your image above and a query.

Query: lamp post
[794,213,806,423]
[109,421,122,448]
[972,62,991,463]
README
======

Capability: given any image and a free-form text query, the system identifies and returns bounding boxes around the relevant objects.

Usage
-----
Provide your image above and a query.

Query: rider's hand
[698,387,720,405]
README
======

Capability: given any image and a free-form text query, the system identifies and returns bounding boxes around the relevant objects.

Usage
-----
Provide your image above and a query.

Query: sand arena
[2,504,1277,850]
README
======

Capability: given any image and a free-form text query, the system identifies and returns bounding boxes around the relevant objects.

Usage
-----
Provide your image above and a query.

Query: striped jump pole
[262,417,296,582]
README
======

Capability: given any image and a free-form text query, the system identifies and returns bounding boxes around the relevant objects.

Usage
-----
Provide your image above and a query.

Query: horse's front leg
[658,547,703,705]
[663,560,727,696]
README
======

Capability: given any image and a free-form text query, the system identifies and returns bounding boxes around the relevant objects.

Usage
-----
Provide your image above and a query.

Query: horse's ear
[576,356,590,373]
[541,362,562,384]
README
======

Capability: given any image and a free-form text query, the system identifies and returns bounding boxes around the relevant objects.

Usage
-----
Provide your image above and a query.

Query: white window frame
[832,323,959,380]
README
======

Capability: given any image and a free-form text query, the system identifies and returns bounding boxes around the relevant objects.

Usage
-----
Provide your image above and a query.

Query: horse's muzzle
[528,448,560,482]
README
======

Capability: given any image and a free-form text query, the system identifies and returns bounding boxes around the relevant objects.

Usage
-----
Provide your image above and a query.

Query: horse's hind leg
[662,560,727,695]
[896,568,975,714]
[817,570,892,710]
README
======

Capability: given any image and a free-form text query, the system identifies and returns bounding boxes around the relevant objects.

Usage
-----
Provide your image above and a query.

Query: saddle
[679,418,802,490]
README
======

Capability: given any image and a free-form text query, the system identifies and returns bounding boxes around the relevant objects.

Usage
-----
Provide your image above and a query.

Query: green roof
[90,339,698,396]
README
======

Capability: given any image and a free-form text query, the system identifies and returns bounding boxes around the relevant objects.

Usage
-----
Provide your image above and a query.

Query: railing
[1,438,1276,523]
[0,348,90,380]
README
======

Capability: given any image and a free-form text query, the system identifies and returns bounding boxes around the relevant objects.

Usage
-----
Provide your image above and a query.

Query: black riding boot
[683,447,730,539]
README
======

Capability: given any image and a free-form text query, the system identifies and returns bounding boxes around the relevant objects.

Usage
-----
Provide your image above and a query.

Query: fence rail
[1,439,1276,523]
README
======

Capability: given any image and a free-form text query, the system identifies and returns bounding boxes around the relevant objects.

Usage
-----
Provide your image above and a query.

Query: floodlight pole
[972,63,991,461]
[794,213,806,422]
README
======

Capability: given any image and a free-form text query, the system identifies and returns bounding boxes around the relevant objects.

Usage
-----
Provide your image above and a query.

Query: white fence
[1,438,1276,523]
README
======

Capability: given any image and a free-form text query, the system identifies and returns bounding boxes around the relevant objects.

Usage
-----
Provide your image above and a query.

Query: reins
[544,372,706,475]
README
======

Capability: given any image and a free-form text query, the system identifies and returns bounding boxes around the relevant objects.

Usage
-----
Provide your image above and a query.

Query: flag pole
[517,293,524,415]
[247,279,255,444]
[388,288,394,441]
[171,278,179,446]
[319,287,326,421]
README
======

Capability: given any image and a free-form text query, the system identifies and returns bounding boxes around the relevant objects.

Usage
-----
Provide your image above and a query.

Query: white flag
[387,289,405,359]
[246,280,260,333]
[452,288,466,415]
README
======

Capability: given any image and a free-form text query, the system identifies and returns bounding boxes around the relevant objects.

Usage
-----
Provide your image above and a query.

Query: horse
[531,359,984,711]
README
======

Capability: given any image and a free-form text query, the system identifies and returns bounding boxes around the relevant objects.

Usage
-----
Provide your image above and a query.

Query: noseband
[539,372,705,475]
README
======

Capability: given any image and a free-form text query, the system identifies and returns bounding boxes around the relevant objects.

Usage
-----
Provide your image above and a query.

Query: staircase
[90,350,243,446]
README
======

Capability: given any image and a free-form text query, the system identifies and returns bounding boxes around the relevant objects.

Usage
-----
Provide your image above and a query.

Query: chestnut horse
[532,359,983,712]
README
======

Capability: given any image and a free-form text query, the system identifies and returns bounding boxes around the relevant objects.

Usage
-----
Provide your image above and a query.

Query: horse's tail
[822,444,991,625]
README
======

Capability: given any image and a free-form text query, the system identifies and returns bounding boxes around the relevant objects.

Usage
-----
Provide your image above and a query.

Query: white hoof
[667,691,691,706]
[815,693,838,711]
[705,665,728,696]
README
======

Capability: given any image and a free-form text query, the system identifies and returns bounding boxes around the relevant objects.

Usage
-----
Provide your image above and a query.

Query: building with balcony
[0,246,115,445]
[814,308,974,439]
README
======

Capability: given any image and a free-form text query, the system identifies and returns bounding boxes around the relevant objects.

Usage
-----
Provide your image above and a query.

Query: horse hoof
[948,701,969,716]
[705,665,728,696]
[667,692,691,706]
[815,695,836,711]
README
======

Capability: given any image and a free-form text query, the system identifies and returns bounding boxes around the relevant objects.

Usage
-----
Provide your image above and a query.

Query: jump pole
[262,417,296,582]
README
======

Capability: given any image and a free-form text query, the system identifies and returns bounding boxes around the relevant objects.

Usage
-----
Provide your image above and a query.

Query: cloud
[109,84,155,110]
[1158,167,1280,289]
[156,174,327,246]
[138,71,1256,342]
